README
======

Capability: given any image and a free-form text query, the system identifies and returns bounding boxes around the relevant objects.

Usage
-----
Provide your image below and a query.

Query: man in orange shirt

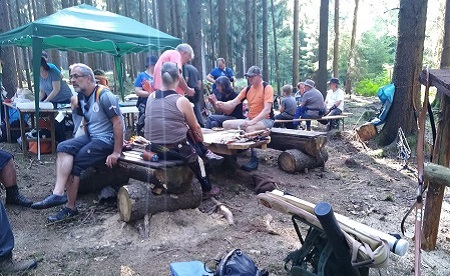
[152,44,195,97]
[216,66,274,171]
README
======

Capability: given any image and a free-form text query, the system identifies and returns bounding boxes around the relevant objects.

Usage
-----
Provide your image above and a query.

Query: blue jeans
[293,106,322,128]
[0,201,14,260]
[206,115,237,129]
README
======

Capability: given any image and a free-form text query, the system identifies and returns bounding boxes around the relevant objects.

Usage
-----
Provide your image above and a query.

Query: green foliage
[354,71,391,97]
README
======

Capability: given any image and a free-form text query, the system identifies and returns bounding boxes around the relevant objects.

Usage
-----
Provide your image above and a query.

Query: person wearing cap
[274,84,297,128]
[152,44,195,97]
[216,65,274,171]
[206,58,236,96]
[93,69,109,88]
[292,79,326,131]
[134,55,158,134]
[323,77,345,129]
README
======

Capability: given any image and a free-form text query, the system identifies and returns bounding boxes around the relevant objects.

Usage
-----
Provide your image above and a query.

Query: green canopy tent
[0,4,181,157]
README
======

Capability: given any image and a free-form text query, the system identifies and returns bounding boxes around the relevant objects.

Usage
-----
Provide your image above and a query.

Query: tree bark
[186,0,203,77]
[278,149,328,174]
[157,0,167,33]
[317,0,329,97]
[270,0,281,95]
[333,0,340,77]
[218,0,227,60]
[423,163,450,188]
[78,167,130,194]
[0,0,17,96]
[292,0,300,87]
[262,0,268,81]
[118,181,202,222]
[378,0,428,146]
[345,0,359,95]
[245,0,253,68]
[422,0,450,250]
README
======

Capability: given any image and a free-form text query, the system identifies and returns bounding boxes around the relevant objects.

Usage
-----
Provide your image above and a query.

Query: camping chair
[257,190,402,276]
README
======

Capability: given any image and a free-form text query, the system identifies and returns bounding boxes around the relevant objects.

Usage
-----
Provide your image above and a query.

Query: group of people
[275,78,345,131]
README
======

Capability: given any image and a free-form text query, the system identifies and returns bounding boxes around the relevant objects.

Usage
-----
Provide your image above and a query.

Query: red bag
[28,141,52,154]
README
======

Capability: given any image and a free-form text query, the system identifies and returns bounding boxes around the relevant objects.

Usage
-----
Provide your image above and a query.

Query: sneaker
[241,156,259,171]
[31,194,67,210]
[0,257,37,273]
[204,150,224,167]
[47,207,79,222]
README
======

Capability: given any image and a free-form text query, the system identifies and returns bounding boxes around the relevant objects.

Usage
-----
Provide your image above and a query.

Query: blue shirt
[134,71,154,107]
[209,67,235,94]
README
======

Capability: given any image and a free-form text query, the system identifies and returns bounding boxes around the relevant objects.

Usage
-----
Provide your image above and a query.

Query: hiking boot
[5,186,33,207]
[31,194,67,210]
[0,257,37,274]
[204,150,224,167]
[241,156,259,171]
[47,207,79,222]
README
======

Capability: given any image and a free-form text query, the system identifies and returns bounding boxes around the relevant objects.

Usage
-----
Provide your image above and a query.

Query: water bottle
[141,150,159,162]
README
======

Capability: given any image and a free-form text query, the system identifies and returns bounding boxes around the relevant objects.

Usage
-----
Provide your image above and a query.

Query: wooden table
[3,102,57,156]
[202,128,271,155]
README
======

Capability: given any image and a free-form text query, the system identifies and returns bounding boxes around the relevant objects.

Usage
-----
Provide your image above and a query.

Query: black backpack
[212,249,268,276]
[243,81,275,120]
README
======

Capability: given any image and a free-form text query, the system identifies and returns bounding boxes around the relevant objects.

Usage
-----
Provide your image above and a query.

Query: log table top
[202,128,271,155]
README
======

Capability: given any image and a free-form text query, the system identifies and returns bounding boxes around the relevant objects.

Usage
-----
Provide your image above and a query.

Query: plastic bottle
[141,151,159,162]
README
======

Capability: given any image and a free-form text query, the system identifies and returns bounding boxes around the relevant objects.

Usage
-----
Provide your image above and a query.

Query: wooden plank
[271,128,327,137]
[120,150,184,168]
[419,69,450,98]
[274,115,348,123]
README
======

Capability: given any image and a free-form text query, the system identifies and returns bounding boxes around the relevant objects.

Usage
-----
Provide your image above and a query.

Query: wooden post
[424,163,450,187]
[422,92,450,250]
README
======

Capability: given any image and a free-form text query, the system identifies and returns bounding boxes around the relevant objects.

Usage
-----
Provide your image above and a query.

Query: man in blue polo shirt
[206,58,236,96]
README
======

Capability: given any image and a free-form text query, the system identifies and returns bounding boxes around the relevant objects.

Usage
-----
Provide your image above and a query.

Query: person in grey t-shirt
[274,84,297,128]
[293,79,326,130]
[39,57,72,107]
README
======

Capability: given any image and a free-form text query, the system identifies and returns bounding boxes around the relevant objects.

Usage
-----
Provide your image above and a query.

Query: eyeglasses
[69,74,86,80]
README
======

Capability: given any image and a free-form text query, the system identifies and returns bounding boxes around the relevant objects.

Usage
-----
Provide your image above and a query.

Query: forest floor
[1,94,450,276]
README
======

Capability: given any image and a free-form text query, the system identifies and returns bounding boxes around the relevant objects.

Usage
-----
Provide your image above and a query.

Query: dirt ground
[1,94,450,276]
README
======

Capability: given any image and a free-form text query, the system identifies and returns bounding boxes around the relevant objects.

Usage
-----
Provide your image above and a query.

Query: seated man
[0,201,37,273]
[216,66,274,171]
[31,63,124,222]
[322,77,345,129]
[274,84,297,128]
[293,79,326,131]
[206,76,243,129]
[0,150,33,207]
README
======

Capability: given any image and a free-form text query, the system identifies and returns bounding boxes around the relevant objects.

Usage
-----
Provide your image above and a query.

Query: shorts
[0,151,13,171]
[57,135,114,176]
[260,118,275,129]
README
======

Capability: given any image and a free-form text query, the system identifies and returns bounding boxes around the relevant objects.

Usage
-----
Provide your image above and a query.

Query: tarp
[0,4,181,157]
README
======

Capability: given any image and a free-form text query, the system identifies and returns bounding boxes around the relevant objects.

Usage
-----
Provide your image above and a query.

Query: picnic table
[202,128,271,155]
[2,101,57,156]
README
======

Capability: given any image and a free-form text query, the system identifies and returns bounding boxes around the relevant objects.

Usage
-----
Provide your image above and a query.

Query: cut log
[356,124,377,141]
[278,148,328,173]
[424,162,450,187]
[118,181,202,222]
[79,166,130,194]
[269,128,327,156]
[117,162,194,194]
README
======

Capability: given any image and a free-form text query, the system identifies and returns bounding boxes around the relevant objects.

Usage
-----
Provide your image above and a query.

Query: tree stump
[356,124,377,141]
[117,181,202,222]
[278,148,328,173]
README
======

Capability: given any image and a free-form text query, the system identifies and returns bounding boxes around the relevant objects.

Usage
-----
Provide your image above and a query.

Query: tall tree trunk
[262,0,268,81]
[422,0,450,251]
[252,1,258,65]
[151,0,158,28]
[345,0,359,95]
[157,0,168,33]
[378,0,428,146]
[16,0,32,89]
[173,0,182,39]
[292,0,300,87]
[317,0,329,97]
[209,0,215,67]
[0,0,17,97]
[333,0,340,77]
[270,0,280,95]
[228,3,234,71]
[187,0,203,78]
[245,0,253,68]
[218,0,227,60]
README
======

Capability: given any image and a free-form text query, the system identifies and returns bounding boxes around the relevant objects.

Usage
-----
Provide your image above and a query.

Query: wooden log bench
[274,112,353,130]
[116,148,201,223]
[269,128,328,173]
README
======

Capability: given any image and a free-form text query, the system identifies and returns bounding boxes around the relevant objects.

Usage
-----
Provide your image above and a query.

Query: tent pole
[114,55,124,101]
[32,38,43,159]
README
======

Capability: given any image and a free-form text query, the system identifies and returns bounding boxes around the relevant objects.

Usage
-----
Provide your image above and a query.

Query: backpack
[243,82,275,120]
[212,249,268,276]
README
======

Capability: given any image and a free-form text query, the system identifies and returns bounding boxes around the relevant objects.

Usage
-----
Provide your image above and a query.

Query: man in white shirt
[324,78,345,129]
